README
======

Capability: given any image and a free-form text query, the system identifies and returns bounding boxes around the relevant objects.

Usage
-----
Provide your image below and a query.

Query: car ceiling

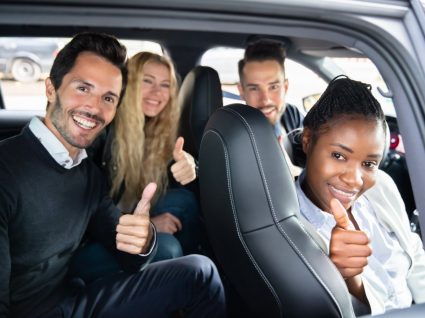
[0,0,366,78]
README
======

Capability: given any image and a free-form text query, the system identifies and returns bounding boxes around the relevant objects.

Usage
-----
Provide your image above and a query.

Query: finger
[330,198,354,230]
[339,267,365,279]
[134,182,157,216]
[167,213,183,231]
[331,228,370,246]
[173,136,185,161]
[117,223,150,237]
[116,233,148,247]
[116,241,144,255]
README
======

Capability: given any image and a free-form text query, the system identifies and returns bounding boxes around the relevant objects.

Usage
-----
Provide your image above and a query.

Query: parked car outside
[0,37,58,82]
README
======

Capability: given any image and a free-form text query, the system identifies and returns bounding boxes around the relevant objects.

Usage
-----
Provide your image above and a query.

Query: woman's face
[302,117,386,212]
[140,61,171,118]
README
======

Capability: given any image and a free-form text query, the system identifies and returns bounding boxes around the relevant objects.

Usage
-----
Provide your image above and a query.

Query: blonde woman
[89,52,202,263]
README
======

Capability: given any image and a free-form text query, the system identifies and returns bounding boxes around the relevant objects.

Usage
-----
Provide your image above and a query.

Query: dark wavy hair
[49,32,128,107]
[238,38,286,82]
[303,75,386,141]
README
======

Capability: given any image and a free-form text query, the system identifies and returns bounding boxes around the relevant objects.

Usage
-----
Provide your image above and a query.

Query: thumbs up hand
[170,137,196,185]
[329,198,371,279]
[116,183,157,254]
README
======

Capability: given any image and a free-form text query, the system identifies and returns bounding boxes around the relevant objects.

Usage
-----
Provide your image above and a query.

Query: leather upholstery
[199,104,355,318]
[178,65,222,159]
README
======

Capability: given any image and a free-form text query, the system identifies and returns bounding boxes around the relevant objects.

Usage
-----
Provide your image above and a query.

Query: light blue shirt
[295,171,412,315]
[28,117,87,169]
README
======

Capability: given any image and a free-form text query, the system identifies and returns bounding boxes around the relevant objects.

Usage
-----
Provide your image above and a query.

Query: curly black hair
[303,75,386,140]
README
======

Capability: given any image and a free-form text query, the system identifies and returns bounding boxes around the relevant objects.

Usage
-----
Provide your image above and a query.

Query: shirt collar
[295,171,330,228]
[28,116,87,169]
[295,170,365,229]
[274,122,285,138]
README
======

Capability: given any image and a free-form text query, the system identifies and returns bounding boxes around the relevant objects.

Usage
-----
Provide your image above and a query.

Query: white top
[296,171,412,315]
[28,117,87,169]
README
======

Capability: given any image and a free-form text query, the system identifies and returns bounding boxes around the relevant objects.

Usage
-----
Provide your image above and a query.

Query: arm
[329,198,371,306]
[87,176,156,272]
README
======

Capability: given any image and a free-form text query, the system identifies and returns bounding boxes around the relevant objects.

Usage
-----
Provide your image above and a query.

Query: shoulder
[281,103,305,131]
[364,169,409,224]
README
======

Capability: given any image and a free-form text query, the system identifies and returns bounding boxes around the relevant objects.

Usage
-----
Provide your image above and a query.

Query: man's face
[45,51,122,157]
[238,60,288,126]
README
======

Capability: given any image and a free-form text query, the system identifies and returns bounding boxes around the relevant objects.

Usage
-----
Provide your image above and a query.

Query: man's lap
[45,255,225,318]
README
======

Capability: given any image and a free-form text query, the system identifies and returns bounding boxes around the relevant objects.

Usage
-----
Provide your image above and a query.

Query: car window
[0,37,162,111]
[200,46,327,110]
[200,47,395,117]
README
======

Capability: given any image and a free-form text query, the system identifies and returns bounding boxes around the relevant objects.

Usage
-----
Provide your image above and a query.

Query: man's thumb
[330,198,353,230]
[173,137,185,161]
[134,182,157,216]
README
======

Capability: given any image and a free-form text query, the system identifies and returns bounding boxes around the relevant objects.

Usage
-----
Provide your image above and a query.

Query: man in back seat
[237,39,304,176]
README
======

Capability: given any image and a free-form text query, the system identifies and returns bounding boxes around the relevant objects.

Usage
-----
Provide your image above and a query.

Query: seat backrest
[199,104,355,318]
[178,65,222,159]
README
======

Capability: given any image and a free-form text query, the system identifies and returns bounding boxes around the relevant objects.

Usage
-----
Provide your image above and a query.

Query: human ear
[302,128,312,154]
[237,82,245,101]
[283,78,289,93]
[45,77,56,104]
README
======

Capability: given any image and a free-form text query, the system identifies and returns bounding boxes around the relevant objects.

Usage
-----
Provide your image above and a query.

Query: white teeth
[330,185,356,197]
[72,115,96,129]
[145,99,160,105]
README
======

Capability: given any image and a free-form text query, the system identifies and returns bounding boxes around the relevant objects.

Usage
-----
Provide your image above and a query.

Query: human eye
[270,83,281,91]
[160,83,170,89]
[331,152,345,161]
[77,85,89,93]
[143,78,153,85]
[247,86,258,92]
[363,160,378,169]
[104,95,116,104]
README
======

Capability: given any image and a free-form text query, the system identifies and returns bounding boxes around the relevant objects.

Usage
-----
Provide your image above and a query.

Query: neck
[43,117,80,160]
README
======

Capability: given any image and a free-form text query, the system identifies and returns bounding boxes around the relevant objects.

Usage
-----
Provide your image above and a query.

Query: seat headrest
[178,66,222,158]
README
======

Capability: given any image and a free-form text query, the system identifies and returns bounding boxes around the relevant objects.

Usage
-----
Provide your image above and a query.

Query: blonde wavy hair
[110,52,180,210]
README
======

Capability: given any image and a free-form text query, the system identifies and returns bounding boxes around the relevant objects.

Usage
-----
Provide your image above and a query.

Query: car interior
[1,0,425,317]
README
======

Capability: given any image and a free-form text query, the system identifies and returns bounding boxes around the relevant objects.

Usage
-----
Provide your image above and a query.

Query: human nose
[340,164,363,189]
[258,88,272,107]
[86,93,103,112]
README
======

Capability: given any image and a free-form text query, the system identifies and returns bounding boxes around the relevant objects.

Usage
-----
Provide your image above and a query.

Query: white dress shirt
[28,117,87,169]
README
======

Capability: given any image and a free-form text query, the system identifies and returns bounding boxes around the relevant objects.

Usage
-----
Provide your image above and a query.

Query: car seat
[177,65,223,160]
[199,103,355,318]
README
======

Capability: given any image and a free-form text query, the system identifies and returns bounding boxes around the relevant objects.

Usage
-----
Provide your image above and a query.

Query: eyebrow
[245,80,280,87]
[73,79,119,99]
[143,73,170,83]
[330,143,382,159]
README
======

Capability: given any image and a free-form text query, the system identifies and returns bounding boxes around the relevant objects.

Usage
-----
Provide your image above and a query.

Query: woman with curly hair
[89,52,202,264]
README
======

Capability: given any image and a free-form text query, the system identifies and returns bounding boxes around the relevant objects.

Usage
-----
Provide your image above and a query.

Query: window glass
[200,46,327,110]
[201,47,395,117]
[0,37,162,111]
[328,57,395,117]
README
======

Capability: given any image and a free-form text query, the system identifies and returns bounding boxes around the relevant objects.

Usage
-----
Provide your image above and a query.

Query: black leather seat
[199,104,355,318]
[178,65,223,159]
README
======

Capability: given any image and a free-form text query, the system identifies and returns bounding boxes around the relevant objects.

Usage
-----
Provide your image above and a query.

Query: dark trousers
[42,255,226,318]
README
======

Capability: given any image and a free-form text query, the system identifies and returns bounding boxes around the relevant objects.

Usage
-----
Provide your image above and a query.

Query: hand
[329,198,371,279]
[116,182,157,254]
[151,212,183,234]
[170,137,196,185]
